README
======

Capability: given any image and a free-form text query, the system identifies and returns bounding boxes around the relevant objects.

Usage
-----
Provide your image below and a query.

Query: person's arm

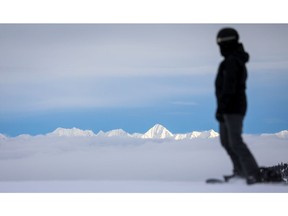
[221,57,238,113]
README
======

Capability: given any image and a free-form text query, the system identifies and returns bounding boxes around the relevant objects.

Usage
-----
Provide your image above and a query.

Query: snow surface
[0,125,287,192]
[0,180,287,193]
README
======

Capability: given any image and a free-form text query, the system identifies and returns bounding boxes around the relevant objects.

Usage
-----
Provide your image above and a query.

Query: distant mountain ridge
[47,124,220,140]
[1,125,288,140]
[261,130,288,139]
[47,127,95,137]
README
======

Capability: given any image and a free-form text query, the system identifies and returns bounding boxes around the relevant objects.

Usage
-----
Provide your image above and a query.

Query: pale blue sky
[0,24,288,136]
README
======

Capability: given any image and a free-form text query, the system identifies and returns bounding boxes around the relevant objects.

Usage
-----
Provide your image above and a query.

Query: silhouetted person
[215,28,260,184]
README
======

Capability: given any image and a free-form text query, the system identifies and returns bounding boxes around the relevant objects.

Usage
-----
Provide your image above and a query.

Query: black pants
[219,114,259,177]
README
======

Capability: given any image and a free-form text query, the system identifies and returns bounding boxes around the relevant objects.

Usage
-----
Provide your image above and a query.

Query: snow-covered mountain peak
[96,130,105,136]
[207,129,219,138]
[174,129,219,140]
[142,124,173,139]
[48,127,95,137]
[261,130,288,139]
[105,129,129,137]
[196,129,219,138]
[275,130,288,139]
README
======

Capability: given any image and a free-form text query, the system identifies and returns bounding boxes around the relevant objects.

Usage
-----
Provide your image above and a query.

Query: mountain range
[46,124,219,140]
[1,124,287,140]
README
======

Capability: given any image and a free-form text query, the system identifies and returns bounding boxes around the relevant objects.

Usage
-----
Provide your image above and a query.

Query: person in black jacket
[215,28,260,184]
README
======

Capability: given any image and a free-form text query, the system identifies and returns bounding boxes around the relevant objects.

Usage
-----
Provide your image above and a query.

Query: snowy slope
[103,129,130,137]
[275,130,288,139]
[174,130,219,139]
[0,180,287,193]
[142,124,173,139]
[47,127,96,137]
[261,130,288,139]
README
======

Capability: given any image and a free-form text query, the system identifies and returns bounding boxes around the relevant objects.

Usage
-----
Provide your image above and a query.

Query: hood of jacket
[220,43,249,63]
[232,43,249,63]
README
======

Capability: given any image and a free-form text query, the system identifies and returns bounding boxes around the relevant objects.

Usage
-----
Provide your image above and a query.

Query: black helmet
[217,28,239,44]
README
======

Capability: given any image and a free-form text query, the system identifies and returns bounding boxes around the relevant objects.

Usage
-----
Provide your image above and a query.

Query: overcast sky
[1,24,288,136]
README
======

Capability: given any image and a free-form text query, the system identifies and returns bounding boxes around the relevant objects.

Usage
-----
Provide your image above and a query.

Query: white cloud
[0,132,287,182]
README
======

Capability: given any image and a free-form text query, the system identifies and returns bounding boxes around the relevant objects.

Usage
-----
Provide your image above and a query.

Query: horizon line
[1,124,287,138]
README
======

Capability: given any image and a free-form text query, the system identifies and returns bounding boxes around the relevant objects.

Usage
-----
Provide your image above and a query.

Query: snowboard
[207,164,288,185]
[206,178,226,184]
[206,174,237,184]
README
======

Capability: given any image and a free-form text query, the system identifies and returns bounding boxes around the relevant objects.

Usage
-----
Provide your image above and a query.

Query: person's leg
[219,121,244,176]
[223,114,259,178]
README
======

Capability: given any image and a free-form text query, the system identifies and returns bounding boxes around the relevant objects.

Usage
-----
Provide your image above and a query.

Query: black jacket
[215,43,249,121]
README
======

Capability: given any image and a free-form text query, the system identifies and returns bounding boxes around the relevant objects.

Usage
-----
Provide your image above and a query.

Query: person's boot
[246,170,261,185]
[224,170,245,182]
[246,175,261,185]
